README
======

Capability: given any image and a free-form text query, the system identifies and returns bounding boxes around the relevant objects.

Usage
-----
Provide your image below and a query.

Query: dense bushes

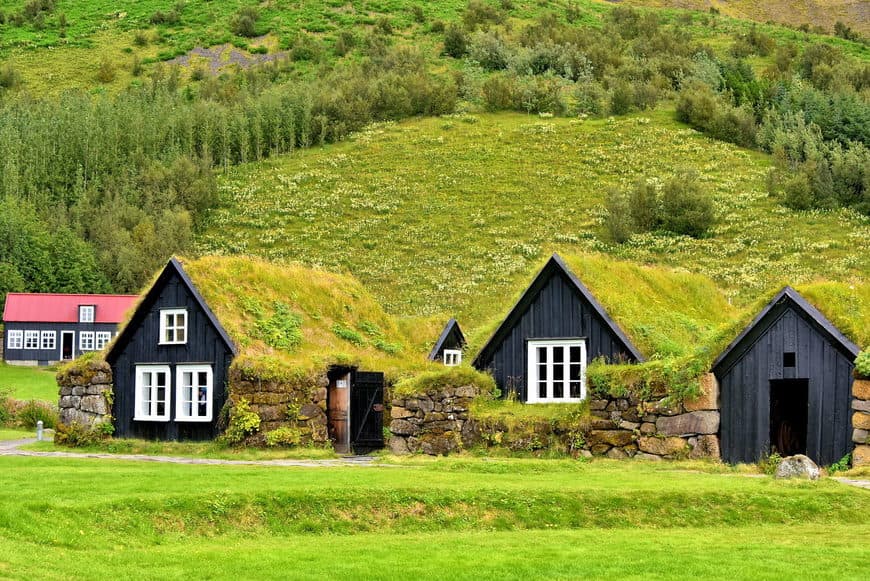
[0,392,58,430]
[605,173,715,242]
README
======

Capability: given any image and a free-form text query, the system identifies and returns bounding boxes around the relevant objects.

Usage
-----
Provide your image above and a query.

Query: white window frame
[79,305,95,323]
[7,330,23,350]
[134,365,172,422]
[443,349,462,366]
[79,331,95,351]
[95,331,112,350]
[40,331,56,350]
[24,330,39,350]
[175,365,214,422]
[159,308,188,345]
[526,339,587,404]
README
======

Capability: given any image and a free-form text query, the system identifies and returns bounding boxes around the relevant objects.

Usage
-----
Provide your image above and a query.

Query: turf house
[3,293,137,366]
[427,318,466,366]
[713,287,861,466]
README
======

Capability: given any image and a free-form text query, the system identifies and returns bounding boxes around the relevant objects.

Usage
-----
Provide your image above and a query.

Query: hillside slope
[198,112,870,332]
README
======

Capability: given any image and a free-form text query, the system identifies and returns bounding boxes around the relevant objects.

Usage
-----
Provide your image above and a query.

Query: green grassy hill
[198,111,869,347]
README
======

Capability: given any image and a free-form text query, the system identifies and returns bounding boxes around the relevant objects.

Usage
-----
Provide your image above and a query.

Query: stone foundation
[852,379,870,466]
[390,373,721,460]
[56,359,113,428]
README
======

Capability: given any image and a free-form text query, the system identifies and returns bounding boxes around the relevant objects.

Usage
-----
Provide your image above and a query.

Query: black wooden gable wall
[428,318,466,362]
[474,255,642,399]
[714,288,859,465]
[107,260,236,441]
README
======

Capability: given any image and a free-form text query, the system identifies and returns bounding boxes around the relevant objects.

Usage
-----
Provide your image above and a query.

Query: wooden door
[327,370,351,453]
[350,371,385,453]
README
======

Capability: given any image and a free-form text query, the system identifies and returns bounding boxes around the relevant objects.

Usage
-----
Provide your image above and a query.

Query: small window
[7,330,23,350]
[95,332,112,350]
[79,305,95,323]
[79,331,95,351]
[443,349,462,366]
[40,331,56,350]
[175,365,213,422]
[783,352,796,368]
[24,331,39,350]
[527,339,587,403]
[135,365,171,422]
[159,308,187,345]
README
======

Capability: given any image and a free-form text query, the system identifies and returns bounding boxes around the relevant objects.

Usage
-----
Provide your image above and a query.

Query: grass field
[0,455,867,579]
[0,363,58,401]
[198,111,870,337]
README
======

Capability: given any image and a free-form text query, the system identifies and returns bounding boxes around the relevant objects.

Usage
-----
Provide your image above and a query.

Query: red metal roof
[2,293,138,324]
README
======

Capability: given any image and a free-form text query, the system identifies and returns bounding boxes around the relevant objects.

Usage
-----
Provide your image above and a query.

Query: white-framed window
[175,365,213,422]
[79,331,95,351]
[526,339,587,403]
[443,349,462,366]
[79,305,95,323]
[159,308,187,345]
[135,365,171,421]
[40,331,56,350]
[24,330,39,350]
[6,330,23,350]
[95,332,112,350]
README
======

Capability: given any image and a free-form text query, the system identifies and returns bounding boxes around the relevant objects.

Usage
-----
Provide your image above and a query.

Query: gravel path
[0,438,382,468]
[834,477,870,490]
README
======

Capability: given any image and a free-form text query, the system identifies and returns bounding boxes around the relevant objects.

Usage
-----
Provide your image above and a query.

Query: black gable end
[428,318,467,362]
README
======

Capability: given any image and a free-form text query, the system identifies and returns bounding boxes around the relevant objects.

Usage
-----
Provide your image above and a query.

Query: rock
[634,452,663,461]
[853,445,870,467]
[590,418,615,430]
[689,435,721,459]
[853,380,870,401]
[579,450,593,459]
[643,398,683,417]
[424,412,447,422]
[589,399,609,411]
[621,407,640,422]
[638,436,688,457]
[606,447,628,459]
[461,419,480,447]
[640,422,656,435]
[71,386,85,397]
[418,398,435,414]
[388,436,409,455]
[389,419,419,436]
[298,404,321,420]
[59,395,81,409]
[656,411,720,436]
[591,444,611,456]
[79,395,107,415]
[618,421,639,431]
[774,455,820,480]
[852,412,870,430]
[59,385,73,397]
[91,371,111,385]
[404,398,420,411]
[420,432,457,455]
[390,406,412,419]
[455,385,477,398]
[852,428,869,444]
[684,373,719,411]
[587,430,635,447]
[853,399,870,413]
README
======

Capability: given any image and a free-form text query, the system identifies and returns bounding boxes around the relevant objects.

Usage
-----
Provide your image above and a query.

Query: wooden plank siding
[714,294,856,466]
[109,269,234,441]
[3,321,118,364]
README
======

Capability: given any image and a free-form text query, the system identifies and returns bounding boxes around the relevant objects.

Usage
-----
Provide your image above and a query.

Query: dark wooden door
[327,370,351,453]
[770,379,809,457]
[350,371,385,453]
[61,332,74,360]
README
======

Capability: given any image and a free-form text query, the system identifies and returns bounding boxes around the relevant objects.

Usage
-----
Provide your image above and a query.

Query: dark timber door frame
[60,331,75,361]
[327,367,384,455]
[769,379,809,457]
[327,368,352,454]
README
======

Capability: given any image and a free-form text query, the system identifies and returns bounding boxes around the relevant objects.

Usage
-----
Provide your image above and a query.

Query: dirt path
[0,438,383,468]
[833,477,870,490]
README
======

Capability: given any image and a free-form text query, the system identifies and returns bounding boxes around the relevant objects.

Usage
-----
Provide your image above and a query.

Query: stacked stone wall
[56,359,112,428]
[389,373,721,460]
[852,379,870,466]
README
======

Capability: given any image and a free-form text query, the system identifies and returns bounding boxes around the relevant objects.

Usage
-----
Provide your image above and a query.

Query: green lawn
[0,363,58,401]
[0,456,867,579]
[0,428,33,440]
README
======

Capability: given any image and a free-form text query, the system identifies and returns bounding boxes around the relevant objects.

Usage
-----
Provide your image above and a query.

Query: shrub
[468,31,510,70]
[96,58,116,83]
[608,79,634,115]
[264,426,302,447]
[230,7,260,38]
[54,421,106,447]
[334,30,356,56]
[758,452,782,475]
[572,81,606,117]
[462,0,504,31]
[659,172,715,237]
[443,24,468,58]
[604,187,634,243]
[223,398,261,445]
[133,31,149,47]
[375,17,393,36]
[482,73,515,111]
[149,10,180,25]
[855,351,870,379]
[17,400,57,429]
[0,64,22,90]
[0,391,12,426]
[253,302,303,351]
[332,323,365,347]
[410,5,425,23]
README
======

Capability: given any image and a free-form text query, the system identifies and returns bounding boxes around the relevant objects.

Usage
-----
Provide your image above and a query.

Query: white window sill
[133,416,171,422]
[526,398,586,404]
[174,417,213,423]
[158,341,188,346]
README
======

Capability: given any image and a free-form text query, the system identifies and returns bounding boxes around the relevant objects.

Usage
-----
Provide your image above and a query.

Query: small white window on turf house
[40,331,56,350]
[526,339,587,403]
[135,365,171,421]
[24,331,39,350]
[95,332,112,350]
[443,349,462,366]
[79,331,95,351]
[159,308,187,345]
[79,305,95,323]
[7,330,23,350]
[175,365,213,422]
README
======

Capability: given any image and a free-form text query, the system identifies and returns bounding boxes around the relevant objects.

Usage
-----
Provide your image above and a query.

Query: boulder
[852,412,870,430]
[774,455,820,480]
[79,395,108,415]
[91,371,111,385]
[634,452,663,461]
[684,373,719,411]
[455,385,477,398]
[420,432,457,456]
[618,421,639,431]
[389,419,419,436]
[852,428,869,444]
[590,418,616,430]
[640,422,656,435]
[853,399,870,413]
[656,411,719,436]
[643,398,683,417]
[853,380,870,401]
[587,430,635,447]
[591,444,611,456]
[606,447,628,460]
[390,406,413,419]
[589,399,609,411]
[388,436,409,455]
[853,445,870,467]
[689,435,721,459]
[298,404,322,421]
[638,436,688,457]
